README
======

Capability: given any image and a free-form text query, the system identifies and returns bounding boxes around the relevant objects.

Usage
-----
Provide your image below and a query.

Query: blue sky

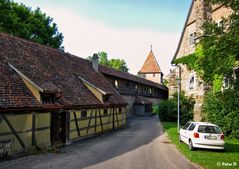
[14,0,191,75]
[68,0,190,32]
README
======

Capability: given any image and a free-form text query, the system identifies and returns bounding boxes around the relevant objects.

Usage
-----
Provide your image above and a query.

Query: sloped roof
[99,65,168,91]
[139,50,161,74]
[0,32,126,110]
[0,58,41,109]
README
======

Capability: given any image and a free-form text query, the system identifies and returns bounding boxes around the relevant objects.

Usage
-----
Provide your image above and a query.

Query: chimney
[92,53,99,72]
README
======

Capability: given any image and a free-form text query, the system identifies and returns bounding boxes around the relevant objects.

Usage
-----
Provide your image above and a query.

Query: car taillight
[221,134,224,140]
[194,132,199,138]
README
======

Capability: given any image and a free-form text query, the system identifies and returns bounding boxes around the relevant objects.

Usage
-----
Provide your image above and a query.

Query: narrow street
[0,116,199,169]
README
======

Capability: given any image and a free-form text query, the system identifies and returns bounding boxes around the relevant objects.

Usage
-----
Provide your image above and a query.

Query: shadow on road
[0,116,164,169]
[67,116,164,168]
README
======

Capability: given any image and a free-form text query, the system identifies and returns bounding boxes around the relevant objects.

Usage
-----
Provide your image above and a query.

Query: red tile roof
[0,59,41,109]
[0,32,127,110]
[138,50,162,74]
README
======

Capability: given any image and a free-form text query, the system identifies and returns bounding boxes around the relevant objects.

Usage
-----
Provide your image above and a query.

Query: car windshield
[198,125,222,134]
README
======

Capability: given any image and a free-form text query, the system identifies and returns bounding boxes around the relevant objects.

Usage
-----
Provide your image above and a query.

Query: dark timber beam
[107,109,112,131]
[98,109,103,132]
[32,112,36,146]
[115,108,119,128]
[113,108,115,131]
[73,112,80,137]
[86,110,93,136]
[94,110,97,133]
[1,114,26,149]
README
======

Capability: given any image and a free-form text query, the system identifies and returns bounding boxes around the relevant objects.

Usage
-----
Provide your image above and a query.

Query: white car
[179,122,225,150]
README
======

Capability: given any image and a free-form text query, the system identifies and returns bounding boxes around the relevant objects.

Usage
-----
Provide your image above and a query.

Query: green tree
[109,59,129,72]
[98,51,109,66]
[87,51,129,72]
[0,0,64,50]
[158,92,194,125]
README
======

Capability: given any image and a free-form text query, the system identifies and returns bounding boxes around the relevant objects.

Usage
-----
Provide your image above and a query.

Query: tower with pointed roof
[138,47,163,84]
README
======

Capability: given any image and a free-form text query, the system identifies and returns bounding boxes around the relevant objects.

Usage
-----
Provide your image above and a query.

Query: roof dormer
[78,76,112,103]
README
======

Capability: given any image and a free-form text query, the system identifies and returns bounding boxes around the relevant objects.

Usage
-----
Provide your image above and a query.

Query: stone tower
[138,48,163,84]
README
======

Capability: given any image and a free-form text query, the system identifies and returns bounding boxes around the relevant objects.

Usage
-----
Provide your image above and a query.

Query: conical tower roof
[139,49,161,74]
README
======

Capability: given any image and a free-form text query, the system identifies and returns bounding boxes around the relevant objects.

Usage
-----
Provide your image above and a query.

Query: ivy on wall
[173,9,239,92]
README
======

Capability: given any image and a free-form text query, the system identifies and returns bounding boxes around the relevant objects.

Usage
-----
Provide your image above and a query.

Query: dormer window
[41,93,56,104]
[102,94,110,102]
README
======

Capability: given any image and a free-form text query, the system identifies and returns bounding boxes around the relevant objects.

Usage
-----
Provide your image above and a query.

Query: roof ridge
[139,50,162,73]
[0,32,94,64]
[150,50,161,71]
[100,64,131,74]
[0,32,63,54]
[100,65,168,90]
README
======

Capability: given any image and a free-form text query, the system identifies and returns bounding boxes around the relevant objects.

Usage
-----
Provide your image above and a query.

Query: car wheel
[189,140,194,151]
[179,135,182,142]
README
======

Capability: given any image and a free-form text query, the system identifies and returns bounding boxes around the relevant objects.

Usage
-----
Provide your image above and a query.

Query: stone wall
[144,73,162,84]
[180,65,205,121]
[122,96,135,117]
[122,95,161,117]
[166,69,177,98]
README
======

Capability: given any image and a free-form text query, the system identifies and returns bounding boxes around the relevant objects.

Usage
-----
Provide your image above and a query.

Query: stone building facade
[170,0,232,121]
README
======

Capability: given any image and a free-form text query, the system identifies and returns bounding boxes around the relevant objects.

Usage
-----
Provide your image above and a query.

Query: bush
[152,104,159,115]
[203,89,239,139]
[158,92,194,125]
[158,100,177,122]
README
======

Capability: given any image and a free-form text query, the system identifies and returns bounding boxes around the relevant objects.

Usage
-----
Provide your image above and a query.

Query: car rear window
[198,125,222,134]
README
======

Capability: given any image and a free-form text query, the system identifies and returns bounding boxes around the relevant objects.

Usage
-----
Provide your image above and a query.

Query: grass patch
[161,122,239,169]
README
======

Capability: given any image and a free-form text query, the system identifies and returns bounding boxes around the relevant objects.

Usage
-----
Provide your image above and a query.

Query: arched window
[188,74,196,90]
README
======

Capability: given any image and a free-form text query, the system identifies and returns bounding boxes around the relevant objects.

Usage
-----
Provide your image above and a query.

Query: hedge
[203,89,239,139]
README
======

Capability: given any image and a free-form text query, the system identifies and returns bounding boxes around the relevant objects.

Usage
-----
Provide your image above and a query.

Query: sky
[14,0,191,75]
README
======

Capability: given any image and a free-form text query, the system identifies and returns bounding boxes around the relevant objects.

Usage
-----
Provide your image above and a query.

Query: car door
[186,123,196,142]
[180,122,191,142]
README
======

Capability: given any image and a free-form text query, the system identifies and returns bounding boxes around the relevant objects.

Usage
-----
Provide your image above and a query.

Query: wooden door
[51,111,66,145]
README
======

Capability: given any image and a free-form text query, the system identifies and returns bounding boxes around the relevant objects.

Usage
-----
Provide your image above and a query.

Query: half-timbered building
[0,32,168,156]
[0,33,127,155]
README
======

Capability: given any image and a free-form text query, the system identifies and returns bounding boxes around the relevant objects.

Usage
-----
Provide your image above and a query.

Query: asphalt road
[0,116,200,169]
